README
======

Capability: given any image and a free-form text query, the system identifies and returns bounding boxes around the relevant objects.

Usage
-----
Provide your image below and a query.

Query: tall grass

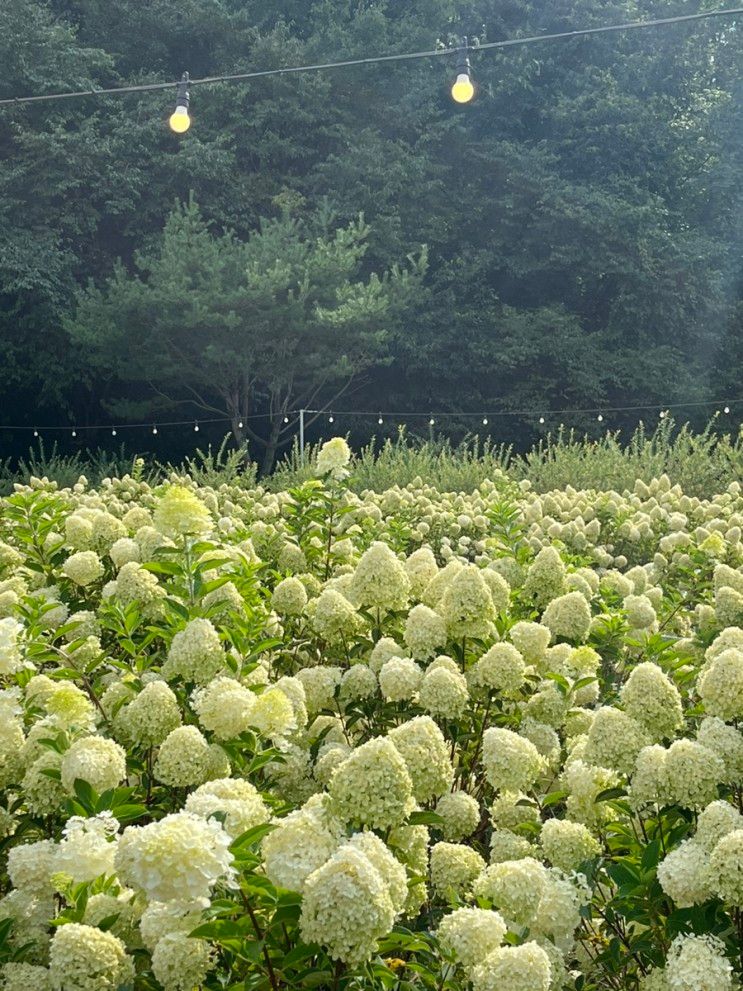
[510,417,743,496]
[269,431,513,493]
[269,418,742,497]
[1,418,740,498]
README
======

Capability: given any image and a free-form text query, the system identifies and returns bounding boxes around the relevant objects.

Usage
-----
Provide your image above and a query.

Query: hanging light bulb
[451,38,475,104]
[33,429,39,437]
[238,420,244,429]
[539,416,545,425]
[659,409,667,419]
[111,428,117,436]
[283,415,289,424]
[71,428,77,437]
[152,425,158,435]
[378,414,383,425]
[724,405,730,414]
[482,416,488,425]
[169,72,191,133]
[328,414,334,423]
[429,417,435,426]
[597,414,603,423]
[194,421,200,432]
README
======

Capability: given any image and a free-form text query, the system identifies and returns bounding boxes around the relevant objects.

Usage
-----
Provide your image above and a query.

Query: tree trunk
[226,386,251,463]
[231,416,246,447]
[260,416,283,476]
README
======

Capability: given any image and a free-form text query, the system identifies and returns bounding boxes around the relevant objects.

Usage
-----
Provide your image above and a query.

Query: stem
[183,537,195,606]
[332,959,344,991]
[241,889,280,991]
[467,696,492,782]
[324,490,336,581]
[145,747,154,806]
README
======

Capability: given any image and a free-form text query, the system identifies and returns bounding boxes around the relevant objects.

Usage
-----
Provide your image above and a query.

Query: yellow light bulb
[169,106,191,133]
[451,72,475,104]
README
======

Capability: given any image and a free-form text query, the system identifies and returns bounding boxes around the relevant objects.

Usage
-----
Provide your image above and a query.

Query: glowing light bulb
[724,405,730,414]
[238,420,244,429]
[33,429,39,437]
[539,416,545,425]
[328,415,334,423]
[169,106,191,133]
[169,72,191,133]
[451,40,475,104]
[482,417,488,425]
[429,417,435,426]
[378,416,383,425]
[112,428,117,436]
[451,72,475,104]
[152,426,158,435]
[71,429,77,437]
[194,422,199,432]
[283,416,289,424]
[597,414,603,423]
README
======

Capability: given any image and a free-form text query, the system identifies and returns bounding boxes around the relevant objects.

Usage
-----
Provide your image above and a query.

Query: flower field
[1,437,742,991]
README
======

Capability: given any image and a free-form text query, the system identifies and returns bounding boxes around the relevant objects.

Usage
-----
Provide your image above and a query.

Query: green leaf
[73,778,97,812]
[229,822,275,853]
[281,942,322,968]
[594,787,628,803]
[407,810,444,826]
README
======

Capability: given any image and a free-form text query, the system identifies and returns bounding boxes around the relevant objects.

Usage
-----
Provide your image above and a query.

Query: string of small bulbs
[5,398,739,441]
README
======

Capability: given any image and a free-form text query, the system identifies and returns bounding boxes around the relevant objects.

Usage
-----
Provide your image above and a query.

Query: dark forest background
[1,0,742,471]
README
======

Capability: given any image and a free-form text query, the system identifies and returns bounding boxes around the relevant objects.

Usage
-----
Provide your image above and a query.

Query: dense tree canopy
[66,200,425,471]
[1,0,741,461]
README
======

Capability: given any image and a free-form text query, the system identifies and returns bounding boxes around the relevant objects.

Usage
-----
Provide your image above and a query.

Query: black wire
[0,7,740,107]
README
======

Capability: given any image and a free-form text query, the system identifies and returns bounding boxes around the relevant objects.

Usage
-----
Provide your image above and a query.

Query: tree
[1,0,742,455]
[66,199,426,471]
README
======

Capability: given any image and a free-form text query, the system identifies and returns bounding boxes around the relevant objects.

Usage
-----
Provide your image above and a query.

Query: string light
[2,398,739,442]
[451,37,475,104]
[169,73,191,133]
[0,8,739,122]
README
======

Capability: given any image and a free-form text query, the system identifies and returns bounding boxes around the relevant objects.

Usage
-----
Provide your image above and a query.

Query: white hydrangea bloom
[115,812,234,901]
[299,845,395,965]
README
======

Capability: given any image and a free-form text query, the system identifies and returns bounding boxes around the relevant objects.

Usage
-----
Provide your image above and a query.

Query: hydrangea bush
[0,444,742,990]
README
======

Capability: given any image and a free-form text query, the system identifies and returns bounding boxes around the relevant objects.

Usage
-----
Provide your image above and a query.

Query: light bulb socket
[175,72,190,113]
[455,37,472,77]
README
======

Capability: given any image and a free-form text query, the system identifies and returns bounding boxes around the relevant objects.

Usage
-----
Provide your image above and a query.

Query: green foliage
[1,418,741,499]
[65,200,425,472]
[0,0,742,452]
